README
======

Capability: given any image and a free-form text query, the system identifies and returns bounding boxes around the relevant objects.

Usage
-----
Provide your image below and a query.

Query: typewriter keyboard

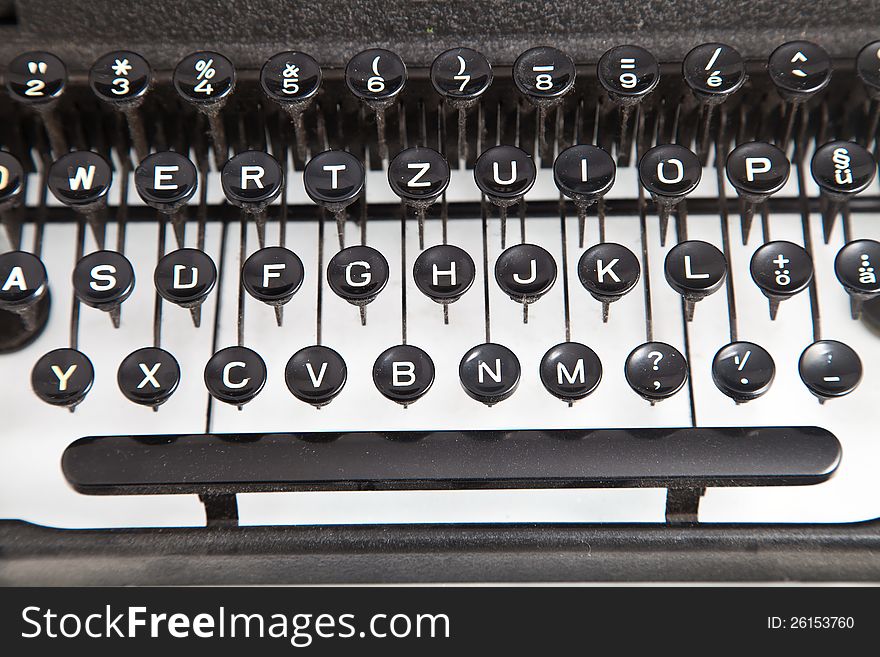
[1,42,879,528]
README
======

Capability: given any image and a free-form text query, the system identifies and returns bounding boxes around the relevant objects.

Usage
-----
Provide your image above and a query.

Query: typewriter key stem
[740,201,756,245]
[108,304,121,329]
[457,107,468,163]
[575,203,588,249]
[850,296,865,321]
[254,209,267,250]
[821,197,842,245]
[374,107,388,161]
[287,108,309,162]
[170,207,187,249]
[123,107,149,162]
[416,207,426,251]
[40,110,68,159]
[657,204,671,247]
[334,209,346,249]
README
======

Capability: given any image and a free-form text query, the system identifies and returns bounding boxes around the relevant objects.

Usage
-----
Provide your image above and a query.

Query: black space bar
[61,427,842,494]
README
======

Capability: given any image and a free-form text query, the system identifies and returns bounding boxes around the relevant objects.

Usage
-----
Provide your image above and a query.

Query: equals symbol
[620,58,636,70]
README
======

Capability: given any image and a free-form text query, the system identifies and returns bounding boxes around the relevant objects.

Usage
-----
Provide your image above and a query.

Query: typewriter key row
[26,336,864,412]
[2,221,877,327]
[8,41,880,112]
[2,138,873,238]
[6,40,880,167]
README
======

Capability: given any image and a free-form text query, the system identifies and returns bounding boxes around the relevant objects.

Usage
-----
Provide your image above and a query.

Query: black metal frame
[3,519,880,584]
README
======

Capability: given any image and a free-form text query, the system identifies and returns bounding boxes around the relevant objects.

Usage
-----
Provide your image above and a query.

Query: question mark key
[625,342,688,402]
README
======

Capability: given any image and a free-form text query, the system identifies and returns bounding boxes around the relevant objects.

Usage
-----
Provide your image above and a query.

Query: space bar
[61,427,842,494]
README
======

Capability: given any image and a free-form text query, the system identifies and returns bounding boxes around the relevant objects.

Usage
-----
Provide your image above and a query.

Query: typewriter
[1,0,880,583]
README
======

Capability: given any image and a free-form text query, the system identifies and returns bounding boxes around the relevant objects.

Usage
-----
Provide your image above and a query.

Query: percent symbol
[194,58,216,95]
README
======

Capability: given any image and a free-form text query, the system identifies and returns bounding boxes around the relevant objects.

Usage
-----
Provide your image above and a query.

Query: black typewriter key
[513,46,575,156]
[327,245,389,325]
[474,145,537,248]
[173,50,235,106]
[388,147,450,249]
[304,149,365,248]
[373,344,435,406]
[578,242,640,321]
[834,239,880,318]
[431,47,493,162]
[0,251,47,311]
[47,151,112,208]
[0,151,25,208]
[6,51,67,104]
[0,151,24,251]
[638,144,701,246]
[725,141,791,244]
[0,250,50,342]
[768,41,832,103]
[412,244,476,321]
[495,243,556,322]
[174,51,235,164]
[47,151,113,248]
[553,145,616,247]
[684,43,746,159]
[597,45,659,105]
[683,43,746,104]
[135,151,198,247]
[512,46,575,105]
[204,346,267,408]
[89,51,151,104]
[388,147,450,202]
[261,51,321,161]
[768,41,832,149]
[241,246,305,323]
[712,341,775,403]
[811,141,877,197]
[750,240,813,319]
[474,145,536,200]
[459,342,521,406]
[285,345,347,407]
[539,342,602,404]
[856,41,880,99]
[431,47,493,106]
[345,48,406,103]
[72,250,135,328]
[598,45,659,160]
[154,248,217,327]
[799,340,862,402]
[664,240,727,320]
[346,48,406,159]
[221,150,284,248]
[117,347,180,408]
[811,141,877,243]
[625,342,688,403]
[89,51,151,158]
[135,151,198,212]
[261,51,322,104]
[6,51,68,155]
[31,348,94,409]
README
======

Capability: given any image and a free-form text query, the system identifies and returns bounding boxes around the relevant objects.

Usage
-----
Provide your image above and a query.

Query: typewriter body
[2,0,880,583]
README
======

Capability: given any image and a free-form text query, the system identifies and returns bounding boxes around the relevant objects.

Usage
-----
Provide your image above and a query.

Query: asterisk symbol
[112,58,132,77]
